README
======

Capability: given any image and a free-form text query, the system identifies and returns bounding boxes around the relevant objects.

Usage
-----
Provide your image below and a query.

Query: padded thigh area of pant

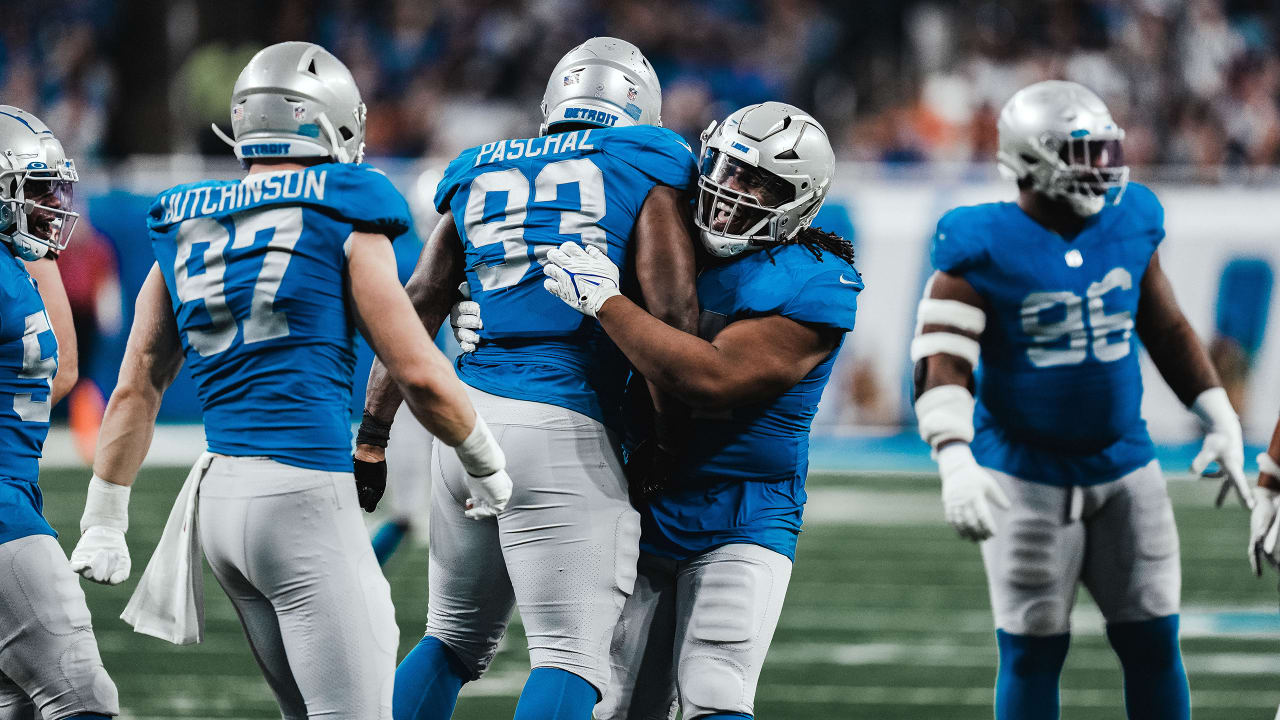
[0,536,118,717]
[678,545,792,717]
[687,559,768,644]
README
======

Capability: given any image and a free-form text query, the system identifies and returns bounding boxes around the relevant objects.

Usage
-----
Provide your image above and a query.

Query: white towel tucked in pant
[120,452,214,645]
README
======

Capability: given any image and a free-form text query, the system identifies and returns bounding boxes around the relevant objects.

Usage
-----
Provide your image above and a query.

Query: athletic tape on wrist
[81,475,131,534]
[356,411,392,448]
[454,416,505,477]
[915,385,975,449]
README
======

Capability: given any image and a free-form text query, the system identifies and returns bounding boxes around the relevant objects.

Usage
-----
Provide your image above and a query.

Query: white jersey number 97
[172,207,303,357]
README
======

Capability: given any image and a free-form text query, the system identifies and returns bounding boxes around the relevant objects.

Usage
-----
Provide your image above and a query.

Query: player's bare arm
[627,183,700,458]
[910,270,1009,542]
[541,235,835,410]
[91,263,185,487]
[26,257,78,404]
[1135,253,1223,404]
[361,212,465,439]
[598,298,837,411]
[632,185,699,335]
[70,263,184,584]
[349,227,510,518]
[349,229,475,443]
[1136,252,1252,508]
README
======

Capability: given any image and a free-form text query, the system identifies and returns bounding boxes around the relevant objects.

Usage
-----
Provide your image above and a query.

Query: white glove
[1190,387,1254,510]
[541,242,621,318]
[69,476,132,585]
[453,416,512,520]
[937,443,1011,542]
[463,469,513,520]
[1250,452,1280,576]
[1249,486,1280,576]
[450,282,482,354]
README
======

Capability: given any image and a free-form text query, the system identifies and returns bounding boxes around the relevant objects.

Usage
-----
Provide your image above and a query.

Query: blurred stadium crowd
[6,0,1280,176]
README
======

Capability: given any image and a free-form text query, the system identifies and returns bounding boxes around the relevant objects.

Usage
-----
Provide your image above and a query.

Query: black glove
[624,439,678,506]
[354,456,388,512]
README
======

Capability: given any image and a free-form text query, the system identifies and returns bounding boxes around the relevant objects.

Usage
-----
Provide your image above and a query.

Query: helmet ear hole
[338,126,353,141]
[1020,153,1039,165]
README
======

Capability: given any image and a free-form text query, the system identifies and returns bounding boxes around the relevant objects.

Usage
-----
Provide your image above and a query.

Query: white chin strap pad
[915,385,976,450]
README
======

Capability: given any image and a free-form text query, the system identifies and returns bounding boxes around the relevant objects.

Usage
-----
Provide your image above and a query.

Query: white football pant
[197,455,398,719]
[980,459,1180,635]
[384,402,432,526]
[0,534,119,719]
[422,386,640,695]
[597,543,793,720]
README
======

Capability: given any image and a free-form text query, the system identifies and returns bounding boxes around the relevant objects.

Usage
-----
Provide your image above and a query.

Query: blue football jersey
[434,126,698,426]
[932,182,1164,486]
[641,243,862,562]
[148,163,412,472]
[0,248,59,544]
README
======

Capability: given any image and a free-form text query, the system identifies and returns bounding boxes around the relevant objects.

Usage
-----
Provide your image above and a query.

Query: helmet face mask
[696,149,796,244]
[997,80,1129,218]
[694,103,834,258]
[0,107,80,261]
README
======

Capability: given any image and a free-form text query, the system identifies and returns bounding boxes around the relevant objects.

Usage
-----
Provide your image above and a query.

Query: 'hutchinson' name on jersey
[473,129,600,166]
[157,170,329,224]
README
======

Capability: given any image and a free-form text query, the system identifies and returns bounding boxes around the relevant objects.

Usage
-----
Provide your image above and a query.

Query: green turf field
[37,467,1280,718]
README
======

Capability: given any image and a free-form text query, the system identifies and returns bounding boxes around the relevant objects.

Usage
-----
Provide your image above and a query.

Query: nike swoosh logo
[839,275,858,285]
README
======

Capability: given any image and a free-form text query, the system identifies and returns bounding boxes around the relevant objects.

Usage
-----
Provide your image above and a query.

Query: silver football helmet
[539,37,661,135]
[695,102,835,258]
[212,41,366,164]
[0,107,79,261]
[997,80,1128,217]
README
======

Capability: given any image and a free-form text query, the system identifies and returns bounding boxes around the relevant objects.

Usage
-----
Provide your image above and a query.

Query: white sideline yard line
[779,605,1280,637]
[758,685,1280,708]
[766,639,1280,675]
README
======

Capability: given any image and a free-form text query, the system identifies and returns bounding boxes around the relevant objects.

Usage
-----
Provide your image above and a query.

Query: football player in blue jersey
[912,80,1250,720]
[68,42,513,719]
[0,106,119,720]
[356,37,700,720]
[539,101,859,720]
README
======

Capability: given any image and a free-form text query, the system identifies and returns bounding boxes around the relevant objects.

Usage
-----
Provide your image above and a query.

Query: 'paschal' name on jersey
[474,130,596,167]
[159,170,328,224]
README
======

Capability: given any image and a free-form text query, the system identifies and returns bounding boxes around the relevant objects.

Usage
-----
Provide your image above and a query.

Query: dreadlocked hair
[762,225,856,265]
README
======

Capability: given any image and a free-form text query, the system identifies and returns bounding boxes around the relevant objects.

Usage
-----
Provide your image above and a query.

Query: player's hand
[1249,485,1280,576]
[1193,431,1252,510]
[542,242,621,318]
[463,468,512,520]
[450,281,482,354]
[353,443,387,513]
[624,439,677,505]
[70,526,131,585]
[937,443,1011,542]
[1190,388,1254,510]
